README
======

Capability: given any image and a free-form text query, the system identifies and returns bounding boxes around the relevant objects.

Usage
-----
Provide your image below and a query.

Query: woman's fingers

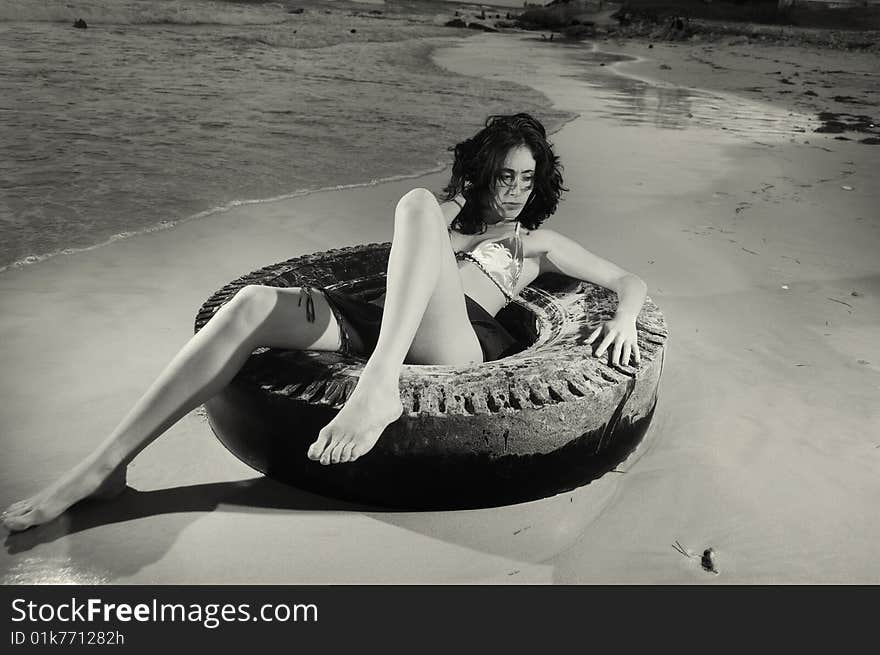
[594,331,615,357]
[612,339,622,366]
[589,323,641,368]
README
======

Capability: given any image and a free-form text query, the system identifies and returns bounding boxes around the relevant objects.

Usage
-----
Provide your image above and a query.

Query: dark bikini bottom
[306,287,519,363]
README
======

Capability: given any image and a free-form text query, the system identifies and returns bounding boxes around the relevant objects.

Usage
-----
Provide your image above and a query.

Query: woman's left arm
[532,228,647,366]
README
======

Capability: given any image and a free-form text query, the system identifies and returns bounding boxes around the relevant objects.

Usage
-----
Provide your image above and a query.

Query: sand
[2,31,878,583]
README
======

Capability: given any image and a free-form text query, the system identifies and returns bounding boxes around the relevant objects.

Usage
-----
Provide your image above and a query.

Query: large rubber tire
[194,243,668,510]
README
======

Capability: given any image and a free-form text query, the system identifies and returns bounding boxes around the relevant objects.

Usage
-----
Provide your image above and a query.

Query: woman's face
[486,145,535,223]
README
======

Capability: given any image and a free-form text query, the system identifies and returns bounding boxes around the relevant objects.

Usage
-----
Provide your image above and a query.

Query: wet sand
[606,36,879,143]
[2,32,879,583]
[439,34,880,582]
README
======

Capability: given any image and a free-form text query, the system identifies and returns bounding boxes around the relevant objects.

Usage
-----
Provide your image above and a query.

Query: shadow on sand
[4,467,624,580]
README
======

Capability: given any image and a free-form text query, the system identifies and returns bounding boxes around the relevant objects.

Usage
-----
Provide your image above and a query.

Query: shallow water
[0,0,570,272]
[2,2,814,273]
[439,35,815,141]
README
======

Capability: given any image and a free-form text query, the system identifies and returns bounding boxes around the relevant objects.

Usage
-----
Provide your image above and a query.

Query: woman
[2,113,646,532]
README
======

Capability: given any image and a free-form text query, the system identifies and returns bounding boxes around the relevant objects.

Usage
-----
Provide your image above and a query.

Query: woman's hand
[530,228,647,368]
[586,316,641,368]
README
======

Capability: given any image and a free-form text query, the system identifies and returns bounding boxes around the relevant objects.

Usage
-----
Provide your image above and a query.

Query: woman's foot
[2,460,127,532]
[307,373,403,465]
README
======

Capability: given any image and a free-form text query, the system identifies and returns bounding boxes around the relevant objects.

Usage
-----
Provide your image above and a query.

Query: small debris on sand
[701,548,719,574]
[827,297,853,309]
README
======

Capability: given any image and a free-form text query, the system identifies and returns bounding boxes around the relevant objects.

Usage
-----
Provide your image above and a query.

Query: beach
[2,9,879,583]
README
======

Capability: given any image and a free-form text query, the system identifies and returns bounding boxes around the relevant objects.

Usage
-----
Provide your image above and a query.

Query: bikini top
[454,221,524,303]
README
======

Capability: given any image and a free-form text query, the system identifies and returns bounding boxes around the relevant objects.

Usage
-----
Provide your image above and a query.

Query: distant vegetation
[514,0,880,31]
[618,0,880,28]
[518,1,605,30]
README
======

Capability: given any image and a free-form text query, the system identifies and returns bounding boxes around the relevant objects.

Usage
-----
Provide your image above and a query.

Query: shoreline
[2,29,879,583]
[9,10,877,277]
[0,25,573,276]
[0,160,450,276]
[594,35,878,142]
[0,29,467,276]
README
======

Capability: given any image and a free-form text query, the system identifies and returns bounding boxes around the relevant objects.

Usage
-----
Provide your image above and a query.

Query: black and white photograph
[1,0,878,587]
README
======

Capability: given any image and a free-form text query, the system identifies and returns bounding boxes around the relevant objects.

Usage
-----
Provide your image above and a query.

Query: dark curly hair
[442,113,566,234]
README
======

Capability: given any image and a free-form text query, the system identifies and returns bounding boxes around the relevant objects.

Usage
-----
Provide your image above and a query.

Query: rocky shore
[443,1,880,51]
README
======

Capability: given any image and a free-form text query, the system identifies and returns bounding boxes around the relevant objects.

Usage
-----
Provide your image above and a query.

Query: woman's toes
[319,436,338,466]
[5,504,30,520]
[348,442,365,462]
[7,500,30,513]
[338,441,355,463]
[328,441,342,464]
[308,430,331,461]
[5,510,35,532]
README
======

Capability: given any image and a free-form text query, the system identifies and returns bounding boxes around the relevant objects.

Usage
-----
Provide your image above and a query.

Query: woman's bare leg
[308,188,482,465]
[1,285,356,532]
[3,189,483,529]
